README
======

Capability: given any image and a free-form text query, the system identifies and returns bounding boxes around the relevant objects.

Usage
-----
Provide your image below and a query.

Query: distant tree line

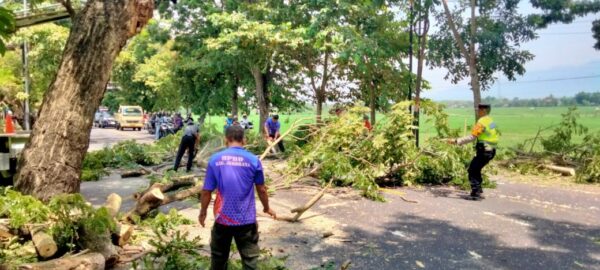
[443,92,600,108]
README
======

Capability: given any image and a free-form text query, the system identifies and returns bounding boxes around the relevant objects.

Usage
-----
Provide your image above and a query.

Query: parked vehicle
[98,112,117,128]
[115,105,144,131]
[93,107,109,127]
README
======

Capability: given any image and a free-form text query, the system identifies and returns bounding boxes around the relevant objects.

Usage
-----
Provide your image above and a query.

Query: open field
[201,106,600,149]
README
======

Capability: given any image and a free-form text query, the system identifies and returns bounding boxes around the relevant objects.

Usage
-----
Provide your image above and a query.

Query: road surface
[82,130,600,269]
[88,126,155,151]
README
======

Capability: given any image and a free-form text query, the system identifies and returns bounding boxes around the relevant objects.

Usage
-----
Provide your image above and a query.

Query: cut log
[30,228,57,259]
[543,165,576,176]
[124,184,203,222]
[132,177,197,200]
[0,224,13,239]
[78,228,119,266]
[19,252,105,270]
[104,193,122,218]
[120,168,151,178]
[114,224,134,247]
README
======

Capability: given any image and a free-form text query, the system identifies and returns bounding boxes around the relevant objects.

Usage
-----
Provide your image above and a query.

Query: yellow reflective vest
[475,116,499,145]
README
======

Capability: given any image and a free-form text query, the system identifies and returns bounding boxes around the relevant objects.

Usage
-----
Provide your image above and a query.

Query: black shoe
[466,191,483,200]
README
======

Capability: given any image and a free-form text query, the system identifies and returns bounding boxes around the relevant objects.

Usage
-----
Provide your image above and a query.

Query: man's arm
[256,184,276,219]
[198,190,212,227]
[453,123,484,146]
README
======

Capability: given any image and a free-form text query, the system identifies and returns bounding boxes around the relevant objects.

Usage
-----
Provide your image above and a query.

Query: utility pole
[22,0,31,131]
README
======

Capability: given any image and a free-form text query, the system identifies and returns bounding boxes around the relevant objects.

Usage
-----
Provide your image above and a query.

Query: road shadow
[278,213,600,270]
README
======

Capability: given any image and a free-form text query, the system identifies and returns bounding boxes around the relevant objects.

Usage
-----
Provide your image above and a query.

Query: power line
[506,74,600,84]
[538,32,591,35]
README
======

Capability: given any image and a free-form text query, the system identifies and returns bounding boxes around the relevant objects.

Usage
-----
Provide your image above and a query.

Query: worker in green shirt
[449,104,499,200]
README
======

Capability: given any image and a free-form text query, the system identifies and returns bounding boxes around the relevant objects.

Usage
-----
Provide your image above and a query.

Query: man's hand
[198,211,207,227]
[446,138,457,145]
[263,208,277,219]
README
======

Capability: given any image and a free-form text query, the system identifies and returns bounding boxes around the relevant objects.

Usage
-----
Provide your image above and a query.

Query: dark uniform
[174,121,199,172]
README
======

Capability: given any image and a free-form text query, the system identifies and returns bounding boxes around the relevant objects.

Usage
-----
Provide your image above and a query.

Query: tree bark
[468,0,482,119]
[251,66,269,136]
[14,0,154,201]
[441,0,481,119]
[231,77,239,117]
[369,80,377,126]
[19,252,105,270]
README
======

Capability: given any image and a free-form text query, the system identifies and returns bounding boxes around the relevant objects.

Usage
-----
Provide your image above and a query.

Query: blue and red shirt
[265,118,280,136]
[203,146,264,226]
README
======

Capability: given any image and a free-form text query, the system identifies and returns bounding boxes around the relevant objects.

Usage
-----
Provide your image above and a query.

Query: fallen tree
[500,108,600,183]
[284,102,476,200]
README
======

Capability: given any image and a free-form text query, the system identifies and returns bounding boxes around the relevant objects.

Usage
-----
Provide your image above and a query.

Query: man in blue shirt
[199,125,276,270]
[264,114,285,152]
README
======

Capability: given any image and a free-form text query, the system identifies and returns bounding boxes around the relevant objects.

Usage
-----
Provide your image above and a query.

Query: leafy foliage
[509,107,600,183]
[139,208,193,235]
[81,132,183,181]
[0,189,115,254]
[0,187,50,229]
[429,0,536,90]
[541,107,588,154]
[0,7,15,55]
[288,102,481,200]
[48,194,115,251]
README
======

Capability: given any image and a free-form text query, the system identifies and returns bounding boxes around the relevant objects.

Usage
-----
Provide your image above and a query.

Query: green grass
[199,106,600,149]
[420,106,600,148]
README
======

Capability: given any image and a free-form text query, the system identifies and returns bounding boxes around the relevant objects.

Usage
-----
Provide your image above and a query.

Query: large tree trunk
[369,80,376,126]
[14,0,154,201]
[468,0,482,119]
[441,0,481,119]
[231,77,239,117]
[315,51,330,123]
[251,67,269,136]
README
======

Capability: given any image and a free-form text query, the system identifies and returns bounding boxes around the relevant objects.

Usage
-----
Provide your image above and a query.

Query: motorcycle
[158,120,176,139]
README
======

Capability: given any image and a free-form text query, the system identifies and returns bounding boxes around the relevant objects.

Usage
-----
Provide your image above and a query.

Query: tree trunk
[469,0,482,119]
[369,80,376,126]
[441,0,481,119]
[231,77,239,117]
[14,0,154,201]
[315,51,330,123]
[251,67,269,136]
[198,113,207,127]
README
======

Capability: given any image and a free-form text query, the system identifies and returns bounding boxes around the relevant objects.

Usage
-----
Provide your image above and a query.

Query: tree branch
[58,0,76,18]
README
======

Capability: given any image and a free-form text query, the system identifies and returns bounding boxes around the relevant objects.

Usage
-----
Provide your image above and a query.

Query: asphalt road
[82,130,600,269]
[264,176,600,270]
[87,126,155,151]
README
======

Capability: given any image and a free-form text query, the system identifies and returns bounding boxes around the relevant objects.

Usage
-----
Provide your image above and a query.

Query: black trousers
[210,223,260,270]
[174,135,195,172]
[468,144,496,192]
[269,134,285,152]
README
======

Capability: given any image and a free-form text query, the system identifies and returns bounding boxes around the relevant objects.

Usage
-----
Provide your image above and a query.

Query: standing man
[173,119,199,172]
[449,104,499,200]
[199,125,276,270]
[264,114,285,152]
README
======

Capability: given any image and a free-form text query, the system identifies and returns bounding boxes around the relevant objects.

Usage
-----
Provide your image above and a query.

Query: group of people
[223,113,253,131]
[148,112,194,140]
[169,104,498,269]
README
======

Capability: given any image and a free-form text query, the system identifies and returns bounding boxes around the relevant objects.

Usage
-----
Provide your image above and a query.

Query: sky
[423,7,600,101]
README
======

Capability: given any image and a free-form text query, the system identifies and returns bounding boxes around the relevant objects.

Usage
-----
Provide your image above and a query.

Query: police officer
[449,104,499,200]
[174,119,200,172]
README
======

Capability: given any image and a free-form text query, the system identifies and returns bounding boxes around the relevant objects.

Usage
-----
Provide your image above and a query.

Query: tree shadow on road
[277,213,600,270]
